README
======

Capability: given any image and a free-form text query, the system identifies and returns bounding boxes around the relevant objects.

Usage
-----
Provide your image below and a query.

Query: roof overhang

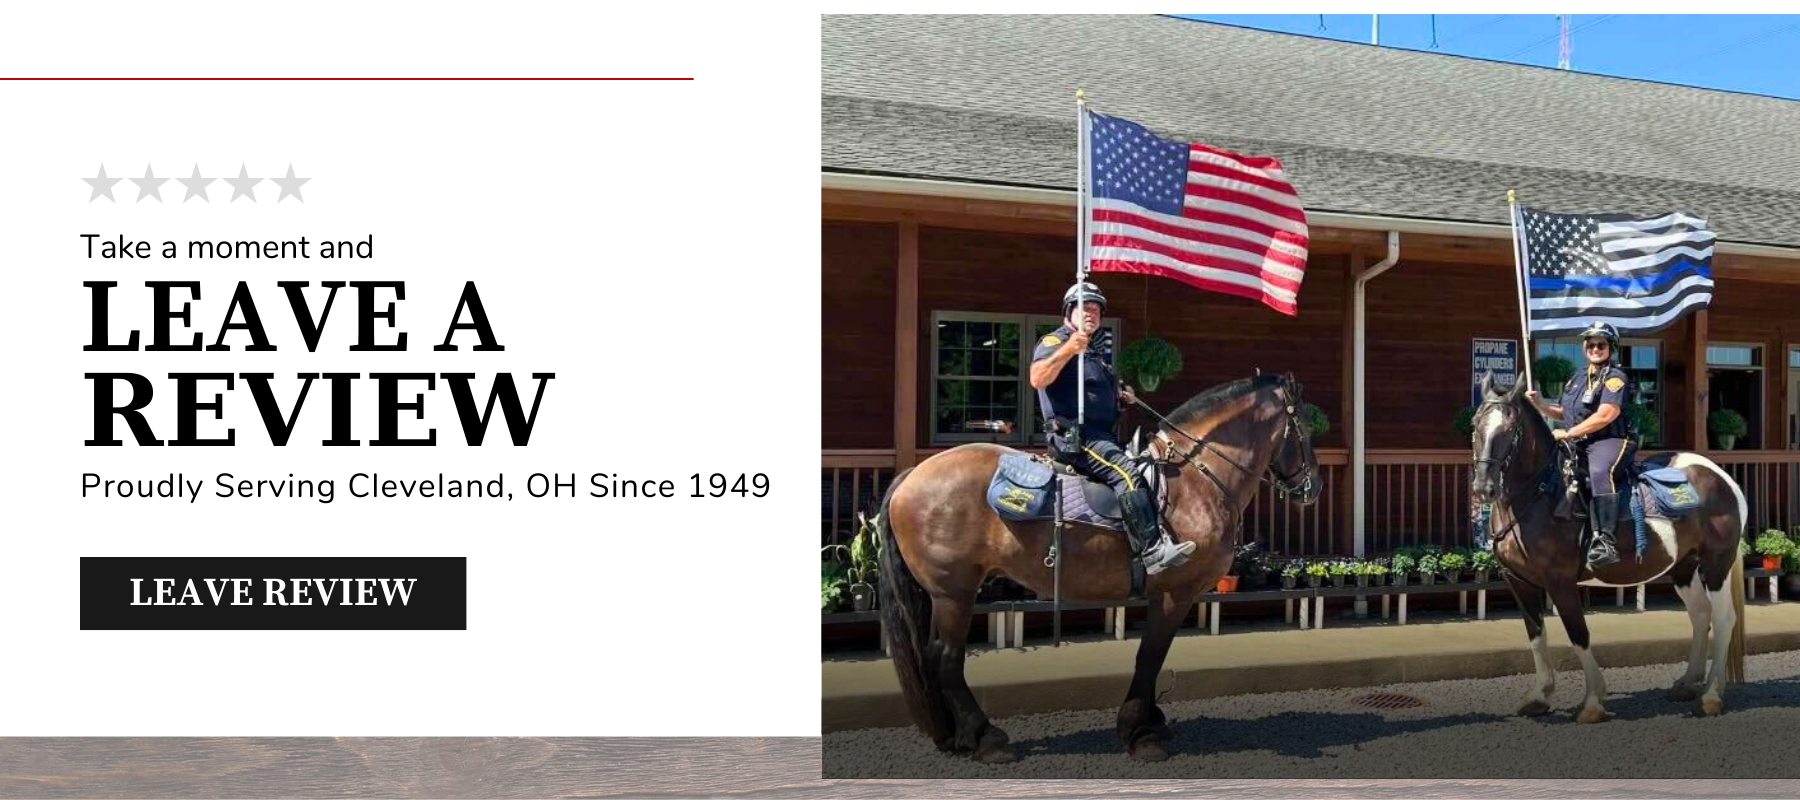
[823,171,1800,261]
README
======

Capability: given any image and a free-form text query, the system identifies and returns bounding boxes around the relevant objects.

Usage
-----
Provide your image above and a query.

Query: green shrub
[1416,552,1441,576]
[1440,551,1470,571]
[1472,549,1499,571]
[1454,406,1478,439]
[1301,403,1330,437]
[1753,529,1793,557]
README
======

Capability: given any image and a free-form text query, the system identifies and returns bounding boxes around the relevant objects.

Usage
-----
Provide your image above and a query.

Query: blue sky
[1172,14,1800,100]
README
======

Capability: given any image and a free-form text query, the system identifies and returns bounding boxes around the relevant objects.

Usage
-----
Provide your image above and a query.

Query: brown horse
[877,373,1321,763]
[1469,373,1746,722]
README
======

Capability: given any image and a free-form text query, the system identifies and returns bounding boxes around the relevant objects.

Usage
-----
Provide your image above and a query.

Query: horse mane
[1164,374,1284,429]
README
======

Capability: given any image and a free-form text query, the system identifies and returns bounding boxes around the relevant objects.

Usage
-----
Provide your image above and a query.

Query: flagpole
[1507,189,1536,392]
[1075,88,1090,432]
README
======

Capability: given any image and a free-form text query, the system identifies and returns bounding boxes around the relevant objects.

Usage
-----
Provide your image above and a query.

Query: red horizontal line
[1,77,693,81]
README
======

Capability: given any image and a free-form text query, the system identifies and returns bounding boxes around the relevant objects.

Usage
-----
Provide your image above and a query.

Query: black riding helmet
[1063,281,1107,316]
[1578,320,1620,349]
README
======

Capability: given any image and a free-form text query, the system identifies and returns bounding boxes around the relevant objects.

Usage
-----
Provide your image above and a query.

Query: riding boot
[1118,487,1195,575]
[1587,492,1621,568]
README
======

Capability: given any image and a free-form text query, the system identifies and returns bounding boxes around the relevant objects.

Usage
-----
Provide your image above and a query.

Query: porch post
[1342,250,1364,556]
[1691,309,1709,452]
[896,220,920,469]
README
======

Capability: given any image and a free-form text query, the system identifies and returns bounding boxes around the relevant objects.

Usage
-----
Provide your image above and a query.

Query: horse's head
[1269,372,1323,506]
[1470,370,1534,504]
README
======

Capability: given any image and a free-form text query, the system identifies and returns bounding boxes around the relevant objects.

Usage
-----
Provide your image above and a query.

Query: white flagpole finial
[1075,87,1086,103]
[1507,188,1517,204]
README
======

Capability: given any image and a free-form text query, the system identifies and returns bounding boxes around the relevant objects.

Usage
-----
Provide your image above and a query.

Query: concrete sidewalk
[822,603,1800,733]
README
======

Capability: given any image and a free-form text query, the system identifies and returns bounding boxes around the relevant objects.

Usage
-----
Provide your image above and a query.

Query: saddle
[1553,448,1702,562]
[984,447,1161,529]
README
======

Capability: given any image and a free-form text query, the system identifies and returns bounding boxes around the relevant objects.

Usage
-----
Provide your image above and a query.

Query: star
[178,164,216,202]
[225,164,263,202]
[130,165,169,202]
[271,163,310,203]
[83,165,122,202]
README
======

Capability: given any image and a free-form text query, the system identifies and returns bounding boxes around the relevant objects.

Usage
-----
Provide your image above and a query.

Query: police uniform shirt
[1032,324,1118,440]
[1560,363,1633,439]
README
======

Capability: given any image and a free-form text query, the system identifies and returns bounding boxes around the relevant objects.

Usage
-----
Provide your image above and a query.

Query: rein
[1135,389,1317,501]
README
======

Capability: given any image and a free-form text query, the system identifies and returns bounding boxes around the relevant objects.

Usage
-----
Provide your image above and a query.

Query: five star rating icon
[84,164,311,203]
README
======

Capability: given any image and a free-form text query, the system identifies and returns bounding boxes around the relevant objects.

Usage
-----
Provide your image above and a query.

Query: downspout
[1352,231,1401,559]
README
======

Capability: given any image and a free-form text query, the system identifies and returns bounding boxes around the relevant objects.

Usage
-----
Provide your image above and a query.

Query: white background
[0,3,819,735]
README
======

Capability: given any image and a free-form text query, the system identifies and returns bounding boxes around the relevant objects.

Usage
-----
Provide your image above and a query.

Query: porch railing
[820,449,1800,555]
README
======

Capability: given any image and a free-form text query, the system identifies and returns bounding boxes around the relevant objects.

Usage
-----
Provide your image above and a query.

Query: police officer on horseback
[1030,281,1197,575]
[1526,321,1637,568]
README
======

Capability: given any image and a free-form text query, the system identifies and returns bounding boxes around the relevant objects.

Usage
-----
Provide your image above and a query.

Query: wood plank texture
[2,738,1796,798]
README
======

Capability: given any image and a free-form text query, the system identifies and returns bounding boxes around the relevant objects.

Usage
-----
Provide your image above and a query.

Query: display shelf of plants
[823,513,882,615]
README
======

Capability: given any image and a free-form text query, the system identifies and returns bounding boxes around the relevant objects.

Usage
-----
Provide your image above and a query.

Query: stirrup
[1586,535,1620,568]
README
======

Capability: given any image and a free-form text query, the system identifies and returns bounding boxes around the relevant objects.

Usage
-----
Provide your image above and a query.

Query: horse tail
[1728,539,1746,685]
[877,468,953,747]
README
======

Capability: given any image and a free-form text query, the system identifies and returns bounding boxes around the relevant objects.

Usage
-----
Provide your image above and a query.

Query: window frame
[928,310,1122,446]
[1706,340,1765,449]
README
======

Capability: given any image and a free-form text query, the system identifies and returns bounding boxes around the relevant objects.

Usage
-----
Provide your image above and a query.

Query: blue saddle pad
[985,452,1126,529]
[1637,466,1701,519]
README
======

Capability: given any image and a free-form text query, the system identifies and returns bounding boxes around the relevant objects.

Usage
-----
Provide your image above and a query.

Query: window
[1707,343,1763,449]
[1536,337,1663,445]
[930,311,1120,445]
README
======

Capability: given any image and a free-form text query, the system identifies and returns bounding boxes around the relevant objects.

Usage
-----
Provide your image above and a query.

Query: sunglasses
[1583,341,1611,351]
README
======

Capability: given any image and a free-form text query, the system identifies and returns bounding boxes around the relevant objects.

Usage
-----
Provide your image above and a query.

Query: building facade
[821,16,1800,557]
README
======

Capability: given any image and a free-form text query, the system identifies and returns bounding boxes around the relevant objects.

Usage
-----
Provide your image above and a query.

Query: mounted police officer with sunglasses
[1526,321,1637,567]
[1030,281,1196,575]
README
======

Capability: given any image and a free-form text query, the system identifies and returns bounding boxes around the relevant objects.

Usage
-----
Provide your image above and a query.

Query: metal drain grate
[1350,691,1426,709]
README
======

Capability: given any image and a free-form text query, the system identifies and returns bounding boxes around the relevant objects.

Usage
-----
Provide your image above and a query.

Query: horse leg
[1697,555,1741,716]
[930,594,1014,762]
[1116,588,1196,762]
[1506,574,1556,716]
[1667,557,1710,701]
[1547,582,1607,723]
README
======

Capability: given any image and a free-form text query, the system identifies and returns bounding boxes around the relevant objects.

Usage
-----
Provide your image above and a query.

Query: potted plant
[1440,550,1470,584]
[1534,355,1576,395]
[1232,543,1271,588]
[821,561,848,612]
[1453,406,1478,440]
[1304,561,1328,588]
[1784,547,1800,597]
[1280,562,1301,590]
[1301,403,1330,438]
[1389,551,1416,586]
[1710,409,1748,450]
[1216,573,1239,593]
[1367,562,1390,586]
[1624,401,1661,445]
[1417,551,1441,585]
[1327,559,1351,587]
[1472,549,1499,583]
[1118,336,1182,393]
[1754,529,1792,572]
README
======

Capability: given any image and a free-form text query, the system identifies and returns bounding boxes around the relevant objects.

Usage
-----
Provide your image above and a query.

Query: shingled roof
[822,15,1800,248]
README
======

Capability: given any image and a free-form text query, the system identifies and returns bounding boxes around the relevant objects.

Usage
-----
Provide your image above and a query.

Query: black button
[80,557,466,630]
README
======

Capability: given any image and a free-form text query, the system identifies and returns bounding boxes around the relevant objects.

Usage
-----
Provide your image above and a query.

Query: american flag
[1083,109,1309,315]
[1517,205,1715,335]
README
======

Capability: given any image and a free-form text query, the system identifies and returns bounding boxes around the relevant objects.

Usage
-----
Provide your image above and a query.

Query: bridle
[1143,383,1318,501]
[1471,401,1524,498]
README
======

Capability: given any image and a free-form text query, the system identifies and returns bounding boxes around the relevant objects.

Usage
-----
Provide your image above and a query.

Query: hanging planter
[1118,337,1182,393]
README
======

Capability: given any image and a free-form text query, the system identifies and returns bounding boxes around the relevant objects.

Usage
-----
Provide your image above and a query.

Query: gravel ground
[823,650,1800,779]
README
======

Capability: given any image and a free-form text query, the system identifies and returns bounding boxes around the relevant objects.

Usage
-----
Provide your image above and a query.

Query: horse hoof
[1701,697,1725,716]
[1128,737,1171,762]
[1665,683,1699,702]
[974,727,1015,764]
[1517,699,1552,717]
[1575,705,1608,724]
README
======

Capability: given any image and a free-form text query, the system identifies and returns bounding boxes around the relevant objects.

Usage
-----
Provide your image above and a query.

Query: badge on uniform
[1605,377,1625,392]
[1040,334,1062,347]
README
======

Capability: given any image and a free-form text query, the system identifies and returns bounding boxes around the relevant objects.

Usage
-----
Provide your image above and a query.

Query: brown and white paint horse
[1470,373,1746,721]
[878,373,1320,762]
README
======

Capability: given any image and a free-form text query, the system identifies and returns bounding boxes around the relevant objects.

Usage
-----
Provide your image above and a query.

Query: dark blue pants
[1052,436,1136,496]
[1583,437,1637,495]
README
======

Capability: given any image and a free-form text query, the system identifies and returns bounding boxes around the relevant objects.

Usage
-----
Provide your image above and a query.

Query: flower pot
[1330,574,1347,587]
[1391,572,1408,587]
[1475,568,1491,584]
[1420,573,1436,586]
[1216,575,1239,593]
[1763,555,1783,572]
[850,583,875,613]
[1717,434,1737,450]
[1354,573,1370,588]
[1444,569,1464,584]
[1281,575,1298,590]
[1305,574,1322,588]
